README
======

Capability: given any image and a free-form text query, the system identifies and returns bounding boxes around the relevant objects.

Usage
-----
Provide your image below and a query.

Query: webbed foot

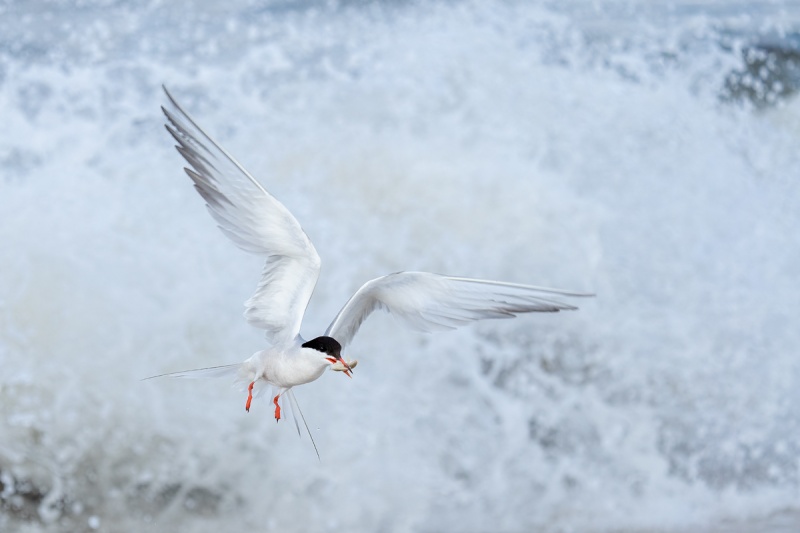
[245,381,255,412]
[273,394,281,421]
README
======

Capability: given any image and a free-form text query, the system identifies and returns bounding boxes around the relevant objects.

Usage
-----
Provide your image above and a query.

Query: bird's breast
[261,351,327,388]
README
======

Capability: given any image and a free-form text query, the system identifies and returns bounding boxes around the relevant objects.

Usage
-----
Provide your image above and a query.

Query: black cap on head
[302,336,342,357]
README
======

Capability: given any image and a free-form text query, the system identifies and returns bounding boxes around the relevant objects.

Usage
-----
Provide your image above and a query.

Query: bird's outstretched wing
[325,272,593,348]
[162,86,321,346]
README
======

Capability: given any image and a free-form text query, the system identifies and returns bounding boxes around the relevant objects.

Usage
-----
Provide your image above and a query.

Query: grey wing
[163,86,321,346]
[325,271,593,348]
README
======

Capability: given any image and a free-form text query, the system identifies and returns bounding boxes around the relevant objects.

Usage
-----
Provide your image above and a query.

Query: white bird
[155,86,592,457]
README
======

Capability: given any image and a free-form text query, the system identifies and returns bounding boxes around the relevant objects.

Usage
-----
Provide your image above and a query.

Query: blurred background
[1,1,799,532]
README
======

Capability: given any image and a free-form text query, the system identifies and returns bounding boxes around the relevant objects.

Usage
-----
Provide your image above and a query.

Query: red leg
[273,394,281,422]
[245,381,255,412]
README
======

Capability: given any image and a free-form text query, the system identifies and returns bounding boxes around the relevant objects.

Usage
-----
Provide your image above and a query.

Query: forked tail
[285,389,321,461]
[143,363,242,380]
[144,366,322,460]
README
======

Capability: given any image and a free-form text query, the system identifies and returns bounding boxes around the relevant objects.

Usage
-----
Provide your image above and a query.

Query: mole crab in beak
[329,356,358,378]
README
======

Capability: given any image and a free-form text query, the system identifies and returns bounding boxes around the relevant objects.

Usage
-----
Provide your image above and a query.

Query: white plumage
[325,273,588,347]
[156,86,592,457]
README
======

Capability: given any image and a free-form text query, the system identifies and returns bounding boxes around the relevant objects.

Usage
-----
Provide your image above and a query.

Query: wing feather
[325,272,592,348]
[162,86,321,345]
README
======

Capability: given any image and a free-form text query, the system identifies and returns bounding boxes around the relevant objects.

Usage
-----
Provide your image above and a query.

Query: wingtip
[161,85,184,115]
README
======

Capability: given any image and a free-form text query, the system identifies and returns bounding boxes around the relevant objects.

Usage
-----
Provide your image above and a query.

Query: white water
[1,1,799,532]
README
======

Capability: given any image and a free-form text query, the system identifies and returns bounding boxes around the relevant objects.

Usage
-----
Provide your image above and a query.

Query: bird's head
[302,336,354,377]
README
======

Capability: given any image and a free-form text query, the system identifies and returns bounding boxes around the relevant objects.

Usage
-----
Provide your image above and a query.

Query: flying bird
[155,86,592,457]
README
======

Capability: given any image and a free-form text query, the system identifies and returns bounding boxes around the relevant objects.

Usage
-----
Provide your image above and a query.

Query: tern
[154,86,592,456]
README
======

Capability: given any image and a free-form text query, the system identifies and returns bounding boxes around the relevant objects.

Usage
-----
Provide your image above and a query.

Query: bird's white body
[155,86,592,457]
[244,342,329,389]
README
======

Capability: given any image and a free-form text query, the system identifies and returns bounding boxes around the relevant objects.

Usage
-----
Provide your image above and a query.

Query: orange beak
[339,357,353,378]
